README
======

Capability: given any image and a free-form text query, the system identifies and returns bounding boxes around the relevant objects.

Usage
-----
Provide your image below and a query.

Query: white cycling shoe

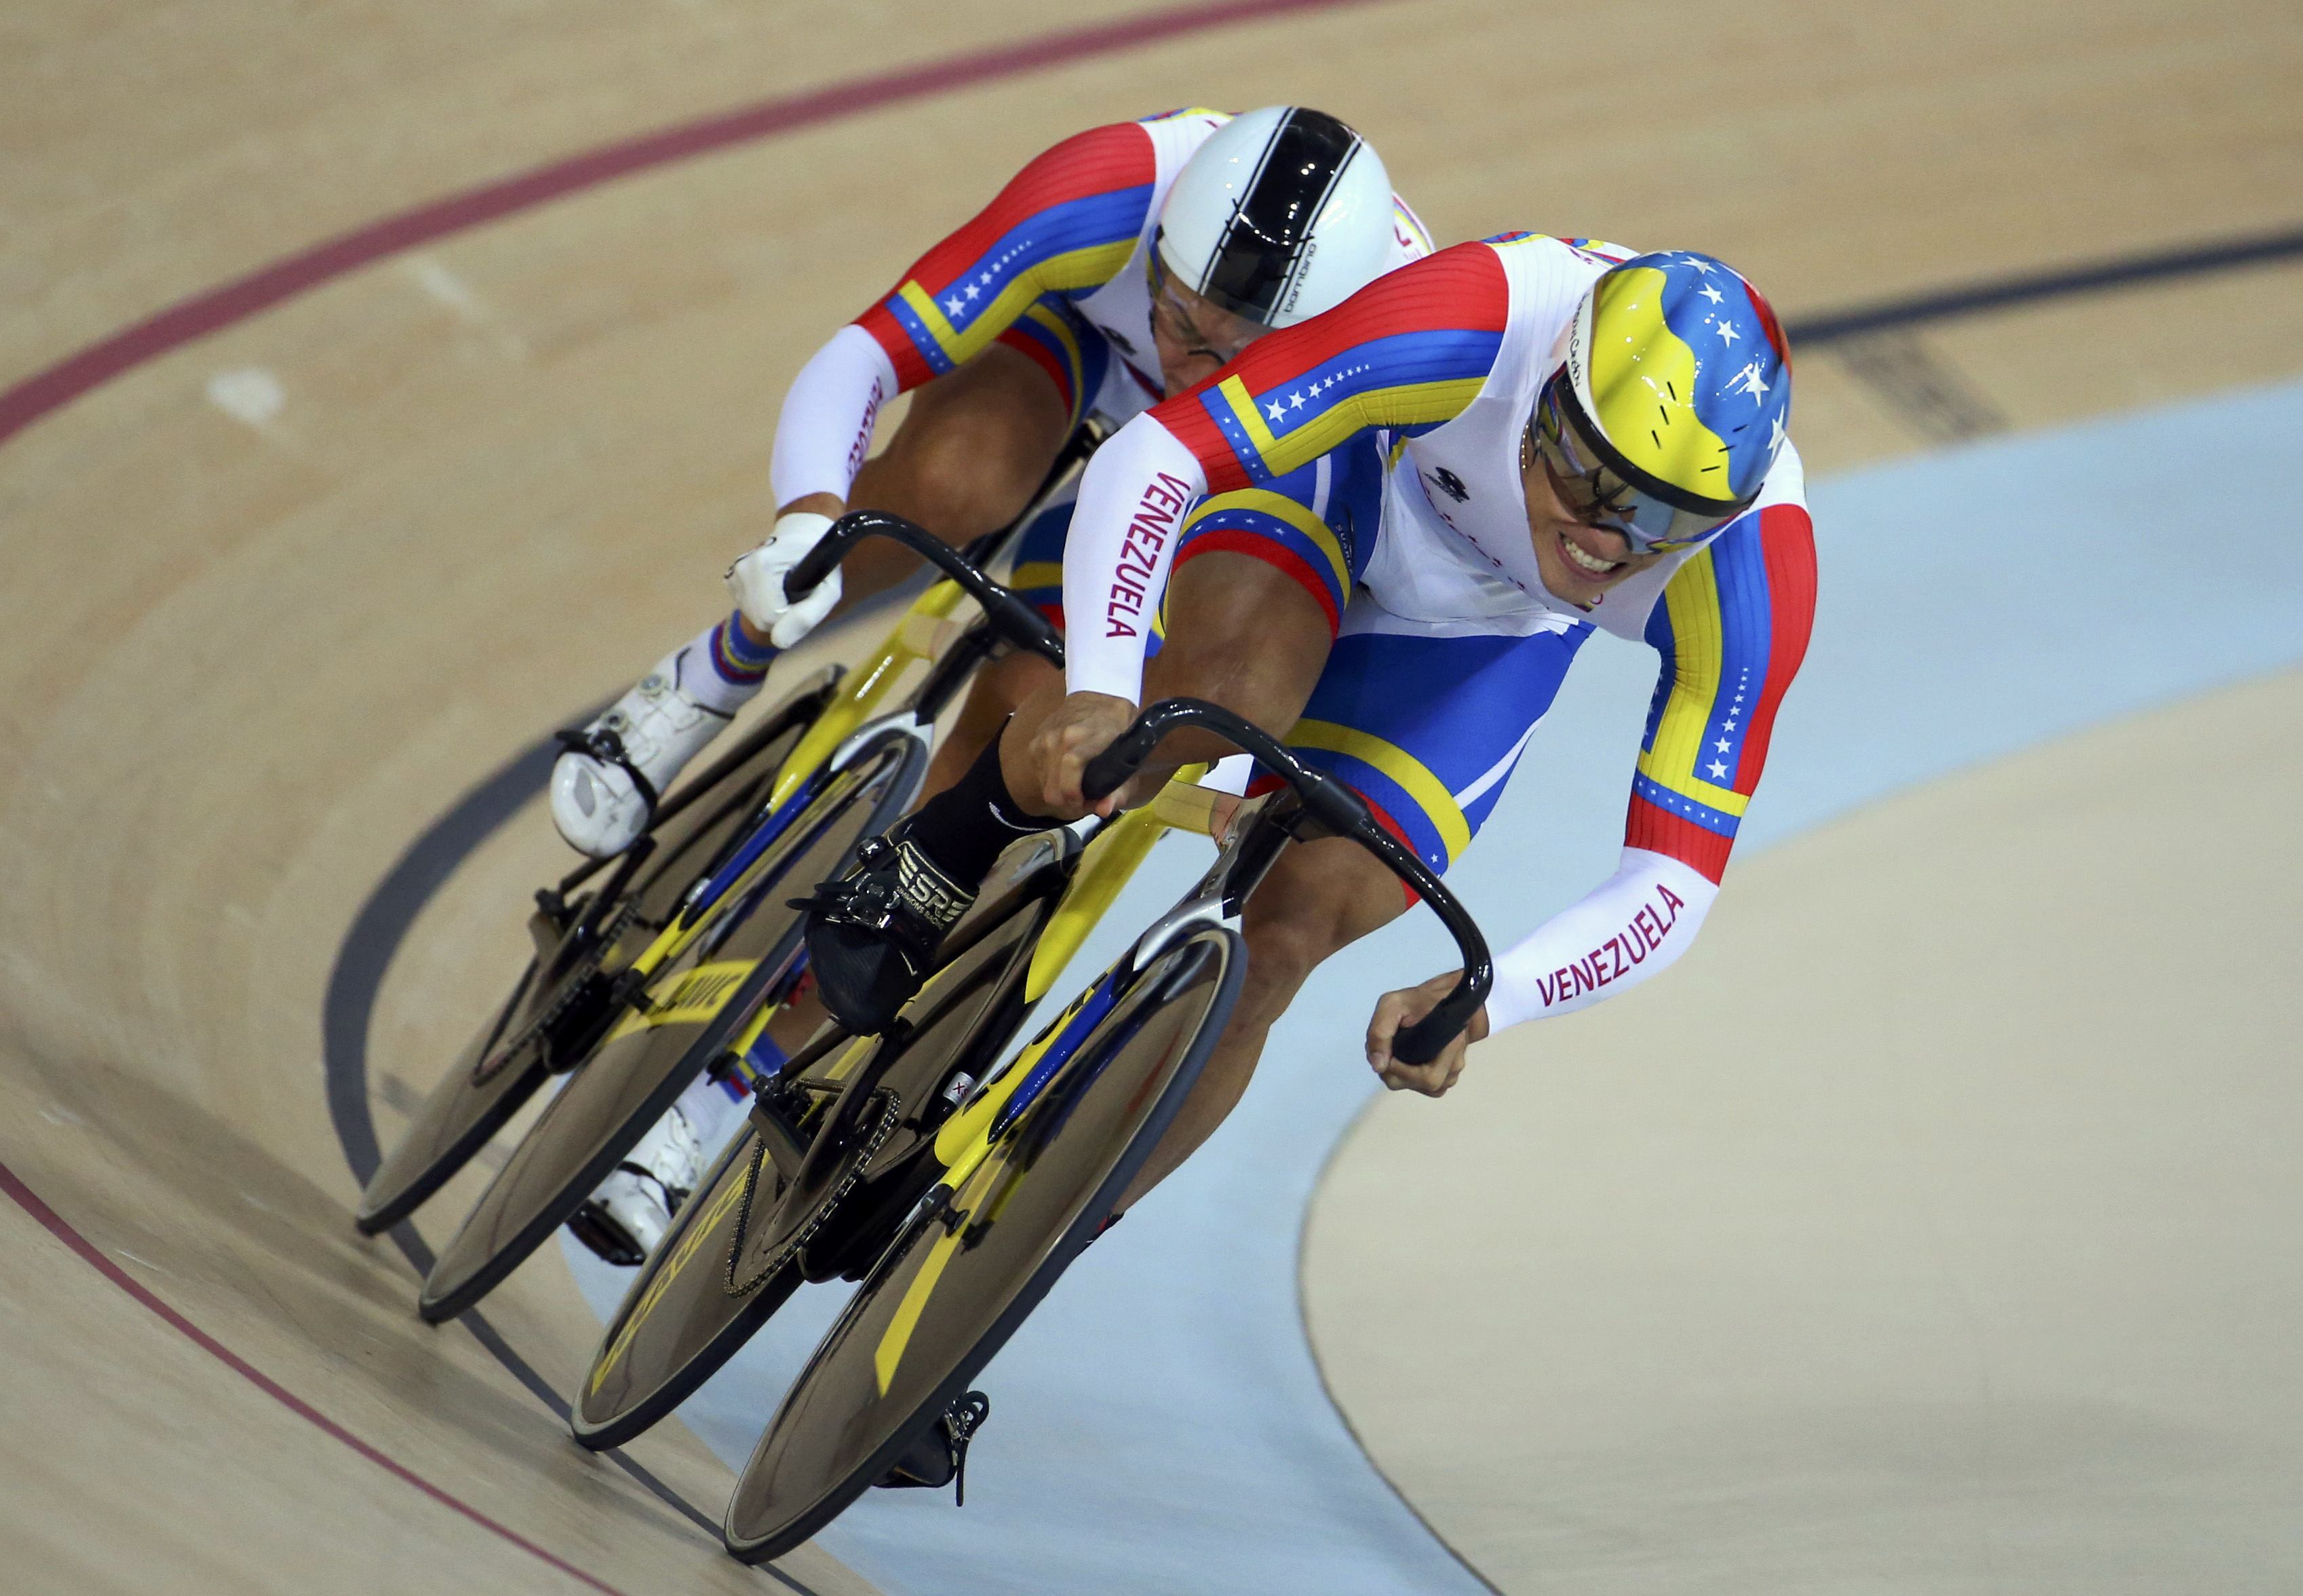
[550,646,734,859]
[568,1102,706,1267]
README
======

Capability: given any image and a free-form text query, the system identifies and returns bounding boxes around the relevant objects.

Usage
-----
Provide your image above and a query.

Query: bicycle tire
[416,729,924,1323]
[721,927,1243,1563]
[355,687,824,1234]
[571,840,1068,1449]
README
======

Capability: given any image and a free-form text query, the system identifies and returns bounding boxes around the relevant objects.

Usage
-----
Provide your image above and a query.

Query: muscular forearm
[769,324,899,510]
[1058,415,1207,703]
[1483,848,1719,1030]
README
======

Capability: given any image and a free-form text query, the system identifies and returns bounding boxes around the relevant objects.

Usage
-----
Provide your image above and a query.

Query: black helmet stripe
[1199,108,1363,323]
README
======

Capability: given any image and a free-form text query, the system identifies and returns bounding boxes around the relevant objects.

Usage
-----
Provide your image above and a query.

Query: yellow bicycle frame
[617,577,975,988]
[925,773,1225,1206]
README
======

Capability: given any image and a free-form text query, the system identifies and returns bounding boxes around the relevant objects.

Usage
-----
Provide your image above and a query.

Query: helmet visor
[1147,246,1266,364]
[1531,376,1744,556]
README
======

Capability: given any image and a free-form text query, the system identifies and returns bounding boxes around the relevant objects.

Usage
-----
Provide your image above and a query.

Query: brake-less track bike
[570,742,1203,1447]
[352,482,1082,1320]
[573,695,1491,1561]
[353,665,837,1239]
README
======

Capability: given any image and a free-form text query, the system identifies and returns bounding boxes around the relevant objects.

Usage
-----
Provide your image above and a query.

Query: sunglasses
[1526,378,1745,556]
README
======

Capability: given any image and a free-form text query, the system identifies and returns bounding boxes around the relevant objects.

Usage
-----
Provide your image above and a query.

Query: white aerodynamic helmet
[1155,106,1395,330]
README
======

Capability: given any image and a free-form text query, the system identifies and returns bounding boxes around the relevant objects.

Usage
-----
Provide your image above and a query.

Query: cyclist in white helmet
[564,106,1431,1262]
[552,105,1426,859]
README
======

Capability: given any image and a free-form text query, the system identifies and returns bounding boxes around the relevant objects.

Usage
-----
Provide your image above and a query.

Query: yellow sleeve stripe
[1009,560,1064,594]
[1019,301,1085,377]
[1182,488,1349,592]
[1216,374,1486,478]
[1638,547,1752,818]
[895,237,1136,366]
[1286,718,1471,861]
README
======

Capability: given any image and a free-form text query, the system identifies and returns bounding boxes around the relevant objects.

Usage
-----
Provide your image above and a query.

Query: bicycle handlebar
[1082,698,1492,1067]
[783,511,1064,667]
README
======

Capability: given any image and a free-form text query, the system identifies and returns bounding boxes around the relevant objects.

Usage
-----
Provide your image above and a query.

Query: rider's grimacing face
[1523,455,1670,608]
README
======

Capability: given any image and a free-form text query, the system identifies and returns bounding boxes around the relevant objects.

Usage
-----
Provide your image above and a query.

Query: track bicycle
[348,454,1085,1312]
[405,511,1074,1323]
[570,747,1201,1447]
[352,665,838,1236]
[570,693,1490,1559]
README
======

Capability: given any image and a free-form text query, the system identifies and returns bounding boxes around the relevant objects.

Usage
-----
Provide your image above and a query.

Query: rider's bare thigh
[1002,549,1336,809]
[838,341,1073,605]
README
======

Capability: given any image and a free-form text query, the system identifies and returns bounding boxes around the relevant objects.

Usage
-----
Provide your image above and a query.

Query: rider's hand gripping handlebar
[1079,698,1493,1067]
[781,511,1064,668]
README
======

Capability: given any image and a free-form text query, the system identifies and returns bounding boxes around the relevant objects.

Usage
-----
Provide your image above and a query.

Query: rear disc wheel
[416,733,923,1323]
[722,929,1242,1563]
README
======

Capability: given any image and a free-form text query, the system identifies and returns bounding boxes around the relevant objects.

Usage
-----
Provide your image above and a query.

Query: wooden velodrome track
[4,1,2300,1591]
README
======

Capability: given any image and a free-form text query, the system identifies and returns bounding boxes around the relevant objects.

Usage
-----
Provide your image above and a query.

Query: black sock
[901,722,1056,889]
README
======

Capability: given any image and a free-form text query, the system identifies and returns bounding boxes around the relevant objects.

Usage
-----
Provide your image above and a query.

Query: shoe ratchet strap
[554,724,660,816]
[790,837,968,945]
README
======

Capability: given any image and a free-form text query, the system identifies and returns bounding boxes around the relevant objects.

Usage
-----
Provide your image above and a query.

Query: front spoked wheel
[355,678,830,1234]
[572,832,1072,1450]
[415,728,924,1323]
[721,927,1243,1563]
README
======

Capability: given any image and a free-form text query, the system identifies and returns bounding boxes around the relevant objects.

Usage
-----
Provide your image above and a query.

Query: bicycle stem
[1081,697,1494,1067]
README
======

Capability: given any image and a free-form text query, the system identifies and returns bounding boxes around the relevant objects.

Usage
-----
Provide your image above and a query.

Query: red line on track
[0,0,1386,451]
[0,1159,636,1596]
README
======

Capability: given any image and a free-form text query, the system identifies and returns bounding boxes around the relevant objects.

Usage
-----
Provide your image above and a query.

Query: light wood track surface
[1,0,2298,1589]
[1304,669,2303,1592]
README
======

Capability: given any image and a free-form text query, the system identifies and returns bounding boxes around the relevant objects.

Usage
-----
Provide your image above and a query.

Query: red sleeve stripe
[1731,504,1818,797]
[895,123,1153,299]
[1151,243,1513,490]
[1625,796,1734,884]
[857,302,936,389]
[1174,530,1342,637]
[849,122,1155,390]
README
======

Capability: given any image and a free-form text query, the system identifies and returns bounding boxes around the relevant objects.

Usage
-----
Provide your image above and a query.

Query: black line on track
[321,729,822,1593]
[1786,223,2303,345]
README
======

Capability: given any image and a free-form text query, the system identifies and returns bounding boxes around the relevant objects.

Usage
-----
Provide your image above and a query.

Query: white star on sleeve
[1266,400,1287,423]
[1714,738,1732,753]
[963,283,980,300]
[944,296,965,315]
[1707,760,1729,778]
[1289,391,1305,409]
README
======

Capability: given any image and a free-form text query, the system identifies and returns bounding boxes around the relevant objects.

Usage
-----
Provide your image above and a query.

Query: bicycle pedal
[873,1390,990,1505]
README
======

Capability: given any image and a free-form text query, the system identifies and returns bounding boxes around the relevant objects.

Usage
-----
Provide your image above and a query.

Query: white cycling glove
[727,510,842,648]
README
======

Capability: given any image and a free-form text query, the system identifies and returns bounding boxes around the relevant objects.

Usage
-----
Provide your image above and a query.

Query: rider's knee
[1235,842,1403,1026]
[1238,893,1347,1026]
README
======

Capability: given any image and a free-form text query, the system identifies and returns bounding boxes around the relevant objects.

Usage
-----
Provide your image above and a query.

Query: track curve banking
[4,1,2301,1591]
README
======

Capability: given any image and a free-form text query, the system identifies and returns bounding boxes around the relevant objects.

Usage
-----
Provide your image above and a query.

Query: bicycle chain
[468,899,640,1086]
[724,1087,904,1298]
